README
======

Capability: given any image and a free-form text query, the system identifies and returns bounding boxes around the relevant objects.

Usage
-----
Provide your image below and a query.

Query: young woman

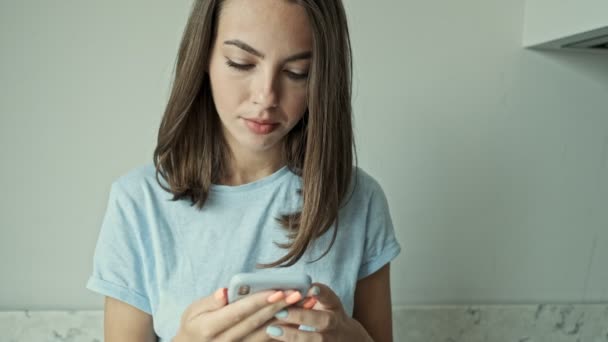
[86,0,401,341]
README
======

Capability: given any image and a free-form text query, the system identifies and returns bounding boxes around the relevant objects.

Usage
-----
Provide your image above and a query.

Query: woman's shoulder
[351,166,385,195]
[110,162,168,202]
[345,166,388,206]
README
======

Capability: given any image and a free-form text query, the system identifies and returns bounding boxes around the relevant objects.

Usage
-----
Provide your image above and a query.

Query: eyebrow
[223,39,312,63]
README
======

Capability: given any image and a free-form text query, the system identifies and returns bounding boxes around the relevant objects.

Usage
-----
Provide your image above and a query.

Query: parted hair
[153,0,355,268]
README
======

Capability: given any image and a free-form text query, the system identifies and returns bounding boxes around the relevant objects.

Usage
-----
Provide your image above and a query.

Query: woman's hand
[173,287,304,342]
[265,283,374,342]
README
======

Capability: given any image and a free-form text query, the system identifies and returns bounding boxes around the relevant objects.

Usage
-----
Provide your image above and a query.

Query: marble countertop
[1,304,607,342]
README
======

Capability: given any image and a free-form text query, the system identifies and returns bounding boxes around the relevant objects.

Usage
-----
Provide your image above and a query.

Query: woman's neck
[220,148,285,186]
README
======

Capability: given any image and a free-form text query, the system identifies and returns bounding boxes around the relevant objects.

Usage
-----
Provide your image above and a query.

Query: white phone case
[227,272,312,304]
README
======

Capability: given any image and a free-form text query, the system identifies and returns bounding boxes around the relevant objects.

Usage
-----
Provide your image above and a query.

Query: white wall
[0,0,606,310]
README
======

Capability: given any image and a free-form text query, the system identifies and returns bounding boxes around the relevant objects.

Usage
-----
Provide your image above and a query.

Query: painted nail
[266,325,284,337]
[214,288,225,301]
[267,291,285,303]
[311,286,320,296]
[303,297,317,309]
[285,291,302,304]
[299,324,317,332]
[275,309,288,319]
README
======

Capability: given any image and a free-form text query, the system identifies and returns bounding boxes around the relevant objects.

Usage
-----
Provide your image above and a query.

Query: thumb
[212,287,229,307]
[306,283,343,312]
[183,288,227,322]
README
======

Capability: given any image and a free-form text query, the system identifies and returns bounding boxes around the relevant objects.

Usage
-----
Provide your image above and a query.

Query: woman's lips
[243,118,279,135]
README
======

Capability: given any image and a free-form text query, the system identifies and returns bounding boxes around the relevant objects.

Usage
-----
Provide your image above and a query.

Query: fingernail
[267,291,285,303]
[299,324,317,332]
[303,297,317,309]
[311,286,320,296]
[214,288,225,300]
[266,325,283,337]
[285,291,302,304]
[275,309,288,319]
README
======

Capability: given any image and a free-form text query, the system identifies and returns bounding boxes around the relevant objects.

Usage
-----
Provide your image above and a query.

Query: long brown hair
[153,0,355,268]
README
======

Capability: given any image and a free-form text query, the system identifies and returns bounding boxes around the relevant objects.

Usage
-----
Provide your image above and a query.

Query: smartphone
[227,272,312,304]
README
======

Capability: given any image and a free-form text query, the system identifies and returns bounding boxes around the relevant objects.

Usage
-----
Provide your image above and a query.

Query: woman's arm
[352,263,394,342]
[104,296,157,342]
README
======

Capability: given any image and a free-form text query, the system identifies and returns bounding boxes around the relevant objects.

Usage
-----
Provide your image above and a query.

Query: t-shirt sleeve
[86,181,152,314]
[357,180,402,280]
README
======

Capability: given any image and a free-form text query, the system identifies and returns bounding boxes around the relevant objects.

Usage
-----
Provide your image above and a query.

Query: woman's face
[208,0,312,158]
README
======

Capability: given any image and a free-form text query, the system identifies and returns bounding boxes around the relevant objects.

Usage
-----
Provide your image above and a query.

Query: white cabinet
[523,0,608,52]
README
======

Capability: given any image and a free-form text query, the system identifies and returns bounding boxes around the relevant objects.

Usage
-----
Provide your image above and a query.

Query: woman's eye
[286,71,308,81]
[225,59,308,81]
[225,59,253,70]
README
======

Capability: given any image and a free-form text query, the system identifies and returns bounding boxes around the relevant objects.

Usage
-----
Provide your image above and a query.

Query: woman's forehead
[217,0,313,55]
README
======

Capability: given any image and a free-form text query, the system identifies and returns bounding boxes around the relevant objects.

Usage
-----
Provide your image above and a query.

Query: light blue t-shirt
[86,163,401,340]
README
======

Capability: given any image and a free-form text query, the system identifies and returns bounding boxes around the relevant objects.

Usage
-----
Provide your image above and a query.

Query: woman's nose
[253,72,280,109]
